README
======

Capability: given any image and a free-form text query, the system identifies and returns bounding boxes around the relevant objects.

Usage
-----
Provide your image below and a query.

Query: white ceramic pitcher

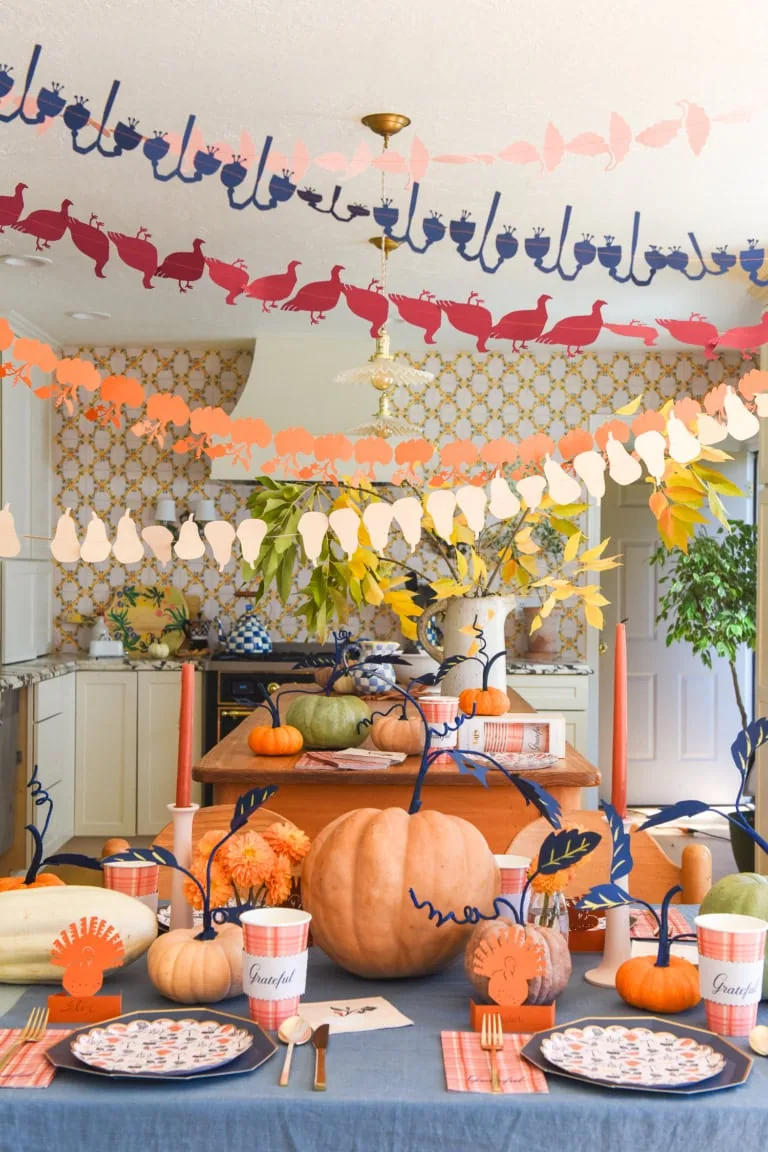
[416,594,515,696]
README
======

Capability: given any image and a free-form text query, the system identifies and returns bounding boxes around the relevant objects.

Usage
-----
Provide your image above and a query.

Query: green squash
[285,694,371,750]
[700,873,768,998]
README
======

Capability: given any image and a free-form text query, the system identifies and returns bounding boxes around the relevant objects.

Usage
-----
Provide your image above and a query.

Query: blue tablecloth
[0,915,765,1152]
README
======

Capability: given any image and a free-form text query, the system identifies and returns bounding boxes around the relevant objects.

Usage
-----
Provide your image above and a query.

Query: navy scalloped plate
[522,1016,752,1095]
[46,1007,277,1082]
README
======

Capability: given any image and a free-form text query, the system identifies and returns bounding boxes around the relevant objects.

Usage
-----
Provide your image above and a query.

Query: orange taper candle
[611,621,628,819]
[175,662,195,809]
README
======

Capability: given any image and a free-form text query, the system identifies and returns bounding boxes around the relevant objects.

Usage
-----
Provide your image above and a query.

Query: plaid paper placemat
[632,907,691,939]
[0,1028,71,1088]
[441,1031,548,1094]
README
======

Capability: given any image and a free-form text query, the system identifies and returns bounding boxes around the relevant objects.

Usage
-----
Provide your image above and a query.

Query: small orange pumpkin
[0,873,65,892]
[459,686,508,717]
[248,724,303,757]
[247,695,304,756]
[616,954,700,1013]
[371,713,425,756]
[102,837,132,858]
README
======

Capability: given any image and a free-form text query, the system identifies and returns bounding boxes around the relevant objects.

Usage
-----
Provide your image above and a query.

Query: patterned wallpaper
[53,344,748,658]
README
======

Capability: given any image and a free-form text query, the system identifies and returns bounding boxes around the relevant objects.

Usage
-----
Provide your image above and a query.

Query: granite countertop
[506,659,592,675]
[0,653,207,693]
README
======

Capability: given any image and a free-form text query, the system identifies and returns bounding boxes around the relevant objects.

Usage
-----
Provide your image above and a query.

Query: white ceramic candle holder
[167,801,199,931]
[584,870,632,989]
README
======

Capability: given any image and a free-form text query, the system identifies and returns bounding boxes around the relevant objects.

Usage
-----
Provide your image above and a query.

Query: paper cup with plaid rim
[494,854,531,920]
[240,908,312,1030]
[695,912,768,1035]
[420,696,459,766]
[102,861,159,913]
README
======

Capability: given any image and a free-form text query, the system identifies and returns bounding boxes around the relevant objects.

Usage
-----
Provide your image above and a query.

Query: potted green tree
[649,518,757,868]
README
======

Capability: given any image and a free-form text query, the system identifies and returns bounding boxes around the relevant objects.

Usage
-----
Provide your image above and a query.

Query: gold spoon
[277,1015,313,1087]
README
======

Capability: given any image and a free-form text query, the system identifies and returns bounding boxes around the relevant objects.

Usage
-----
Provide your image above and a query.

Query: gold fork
[480,1012,504,1093]
[0,1007,50,1076]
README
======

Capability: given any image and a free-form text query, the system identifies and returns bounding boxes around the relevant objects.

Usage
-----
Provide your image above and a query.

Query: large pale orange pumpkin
[464,918,572,1004]
[301,807,498,978]
[147,923,243,1004]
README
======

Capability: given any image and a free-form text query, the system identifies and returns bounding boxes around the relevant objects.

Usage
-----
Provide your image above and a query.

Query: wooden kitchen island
[192,686,600,852]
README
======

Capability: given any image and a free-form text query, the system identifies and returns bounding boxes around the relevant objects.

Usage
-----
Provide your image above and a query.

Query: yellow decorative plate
[107,585,188,654]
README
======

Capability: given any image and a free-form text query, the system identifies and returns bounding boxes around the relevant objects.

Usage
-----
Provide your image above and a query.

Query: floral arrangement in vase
[183,818,311,913]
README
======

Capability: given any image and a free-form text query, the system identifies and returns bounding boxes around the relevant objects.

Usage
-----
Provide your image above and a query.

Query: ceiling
[0,0,765,349]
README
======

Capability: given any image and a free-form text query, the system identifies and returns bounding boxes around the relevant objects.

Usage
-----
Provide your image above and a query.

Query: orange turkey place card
[47,916,124,1023]
[469,925,557,1032]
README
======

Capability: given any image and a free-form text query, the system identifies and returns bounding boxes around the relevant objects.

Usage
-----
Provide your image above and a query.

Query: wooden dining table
[192,684,600,852]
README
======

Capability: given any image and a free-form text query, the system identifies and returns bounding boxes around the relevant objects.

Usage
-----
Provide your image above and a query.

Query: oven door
[217,707,254,743]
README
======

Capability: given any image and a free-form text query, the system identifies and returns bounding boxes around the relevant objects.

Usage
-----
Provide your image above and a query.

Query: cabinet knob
[267,681,280,695]
[598,642,608,655]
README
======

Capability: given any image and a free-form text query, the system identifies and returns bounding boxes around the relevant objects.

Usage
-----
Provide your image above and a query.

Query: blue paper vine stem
[0,44,763,284]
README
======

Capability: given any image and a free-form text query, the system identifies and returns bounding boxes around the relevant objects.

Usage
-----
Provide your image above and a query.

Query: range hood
[211,333,418,483]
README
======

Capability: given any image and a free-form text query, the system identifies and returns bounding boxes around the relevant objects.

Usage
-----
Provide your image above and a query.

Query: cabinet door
[33,674,76,853]
[136,670,203,835]
[75,672,137,837]
[1,357,52,558]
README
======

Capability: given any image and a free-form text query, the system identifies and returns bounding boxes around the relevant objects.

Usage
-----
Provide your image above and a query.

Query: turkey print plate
[47,1008,277,1082]
[71,1016,252,1075]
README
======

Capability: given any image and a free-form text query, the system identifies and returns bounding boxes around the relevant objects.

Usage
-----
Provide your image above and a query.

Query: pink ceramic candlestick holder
[167,801,199,931]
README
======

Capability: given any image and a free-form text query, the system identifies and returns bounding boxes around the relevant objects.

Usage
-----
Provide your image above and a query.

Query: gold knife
[312,1023,329,1091]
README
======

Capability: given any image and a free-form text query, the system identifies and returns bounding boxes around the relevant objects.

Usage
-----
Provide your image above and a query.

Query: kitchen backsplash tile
[52,345,747,657]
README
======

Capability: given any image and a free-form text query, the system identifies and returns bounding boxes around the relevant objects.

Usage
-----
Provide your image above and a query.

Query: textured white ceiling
[0,0,765,347]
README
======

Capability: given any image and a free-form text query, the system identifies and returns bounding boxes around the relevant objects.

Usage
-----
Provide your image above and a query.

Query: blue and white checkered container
[225,605,272,656]
[350,639,400,696]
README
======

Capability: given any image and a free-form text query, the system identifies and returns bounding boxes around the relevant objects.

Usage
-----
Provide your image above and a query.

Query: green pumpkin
[700,873,768,998]
[285,694,371,750]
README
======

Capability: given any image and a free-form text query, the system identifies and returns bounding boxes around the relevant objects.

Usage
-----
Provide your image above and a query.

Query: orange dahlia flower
[263,822,311,864]
[223,831,275,890]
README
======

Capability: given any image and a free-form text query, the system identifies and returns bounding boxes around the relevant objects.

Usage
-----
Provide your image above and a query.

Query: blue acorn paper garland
[2,45,767,285]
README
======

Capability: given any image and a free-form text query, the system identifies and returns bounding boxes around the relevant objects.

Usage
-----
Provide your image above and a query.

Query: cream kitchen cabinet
[75,668,202,838]
[507,673,590,756]
[31,674,76,855]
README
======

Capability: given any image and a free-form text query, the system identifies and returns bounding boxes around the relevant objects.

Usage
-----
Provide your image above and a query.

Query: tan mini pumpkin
[464,917,572,1005]
[370,714,425,756]
[302,807,498,979]
[147,923,243,1004]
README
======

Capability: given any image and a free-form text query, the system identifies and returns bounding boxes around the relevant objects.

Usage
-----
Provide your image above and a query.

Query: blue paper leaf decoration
[42,853,103,871]
[638,800,711,832]
[601,800,633,882]
[443,750,490,787]
[731,718,768,776]
[409,654,467,687]
[231,784,279,832]
[508,773,562,829]
[536,828,601,874]
[103,846,179,868]
[576,883,634,910]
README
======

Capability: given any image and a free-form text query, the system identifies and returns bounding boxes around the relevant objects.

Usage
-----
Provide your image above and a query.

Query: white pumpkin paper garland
[112,510,145,565]
[0,504,20,558]
[605,436,642,485]
[237,518,268,566]
[80,511,112,563]
[697,413,728,444]
[488,475,521,520]
[174,514,205,560]
[573,450,607,500]
[329,507,361,559]
[724,386,760,441]
[666,414,701,464]
[392,496,423,552]
[543,456,581,505]
[455,485,487,538]
[204,520,236,572]
[362,502,394,554]
[141,524,174,567]
[297,510,328,566]
[634,430,667,482]
[425,489,457,543]
[516,475,546,510]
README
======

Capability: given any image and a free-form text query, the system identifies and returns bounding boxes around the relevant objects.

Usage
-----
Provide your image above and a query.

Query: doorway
[586,427,754,807]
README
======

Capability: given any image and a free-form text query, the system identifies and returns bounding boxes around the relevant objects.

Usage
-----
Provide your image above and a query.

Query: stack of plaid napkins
[296,749,407,771]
